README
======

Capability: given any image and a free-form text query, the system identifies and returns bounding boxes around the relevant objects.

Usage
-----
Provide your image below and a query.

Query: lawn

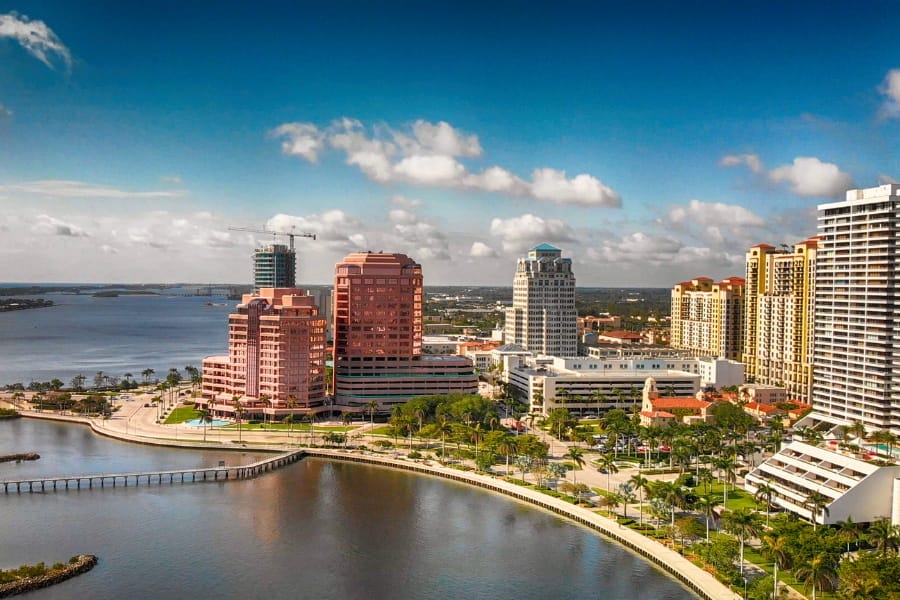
[220,423,357,432]
[164,407,201,424]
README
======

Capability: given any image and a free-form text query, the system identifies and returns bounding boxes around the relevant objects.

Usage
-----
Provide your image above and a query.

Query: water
[0,291,233,386]
[0,419,694,599]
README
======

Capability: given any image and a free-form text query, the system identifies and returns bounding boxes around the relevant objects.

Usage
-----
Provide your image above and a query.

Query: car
[659,445,671,452]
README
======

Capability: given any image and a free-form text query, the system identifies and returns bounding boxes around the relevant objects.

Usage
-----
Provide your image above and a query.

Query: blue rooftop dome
[531,243,560,251]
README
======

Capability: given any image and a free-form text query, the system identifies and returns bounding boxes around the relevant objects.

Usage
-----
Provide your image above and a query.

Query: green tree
[566,447,586,490]
[629,472,651,526]
[867,518,900,555]
[695,493,721,542]
[722,508,762,577]
[497,437,518,476]
[804,490,830,530]
[794,552,837,600]
[753,482,776,527]
[595,452,619,494]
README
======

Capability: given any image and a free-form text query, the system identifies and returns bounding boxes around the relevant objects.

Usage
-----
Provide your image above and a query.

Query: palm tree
[695,493,721,541]
[629,472,650,526]
[804,490,830,530]
[595,452,618,494]
[722,508,762,577]
[836,515,862,553]
[434,416,452,462]
[848,421,867,450]
[866,517,900,555]
[761,531,792,599]
[197,408,212,442]
[794,553,837,600]
[753,482,776,527]
[367,400,379,430]
[566,447,586,492]
[283,414,295,443]
[233,396,244,443]
[497,437,518,476]
[141,368,155,384]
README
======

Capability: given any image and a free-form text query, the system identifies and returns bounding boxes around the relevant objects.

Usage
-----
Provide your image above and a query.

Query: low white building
[745,441,900,526]
[506,355,700,416]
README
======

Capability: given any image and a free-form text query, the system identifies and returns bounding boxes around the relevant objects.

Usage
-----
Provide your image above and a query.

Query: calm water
[0,420,695,599]
[0,291,233,386]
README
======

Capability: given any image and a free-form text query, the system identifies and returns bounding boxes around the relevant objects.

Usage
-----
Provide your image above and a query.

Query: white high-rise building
[504,243,577,357]
[812,184,900,434]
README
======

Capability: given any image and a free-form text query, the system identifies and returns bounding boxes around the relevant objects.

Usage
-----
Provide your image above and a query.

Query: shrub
[408,450,422,459]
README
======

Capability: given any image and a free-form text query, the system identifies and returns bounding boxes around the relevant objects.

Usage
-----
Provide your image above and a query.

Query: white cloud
[719,153,763,173]
[721,152,853,198]
[388,209,417,225]
[879,174,898,185]
[469,242,498,258]
[160,175,183,185]
[489,214,576,253]
[0,12,71,71]
[878,69,900,120]
[268,123,324,162]
[768,157,853,197]
[0,180,186,199]
[529,168,621,207]
[266,210,362,248]
[669,199,765,228]
[32,214,89,237]
[101,244,119,254]
[270,117,621,207]
[389,195,422,208]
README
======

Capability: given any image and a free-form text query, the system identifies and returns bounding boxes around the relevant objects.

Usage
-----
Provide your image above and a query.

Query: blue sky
[2,1,899,285]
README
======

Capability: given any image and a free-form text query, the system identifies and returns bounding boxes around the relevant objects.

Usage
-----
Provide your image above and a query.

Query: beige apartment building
[670,276,745,360]
[742,238,818,402]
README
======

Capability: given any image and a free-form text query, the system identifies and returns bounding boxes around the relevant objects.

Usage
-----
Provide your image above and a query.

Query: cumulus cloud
[32,214,89,237]
[469,241,498,258]
[100,244,119,254]
[719,153,763,174]
[389,195,422,208]
[270,118,621,207]
[160,175,183,185]
[266,210,362,248]
[878,69,900,120]
[0,12,71,71]
[768,157,853,197]
[0,180,185,199]
[669,199,765,228]
[489,214,576,253]
[721,153,852,198]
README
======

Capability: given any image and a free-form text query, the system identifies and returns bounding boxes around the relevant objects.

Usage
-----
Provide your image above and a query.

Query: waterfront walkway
[0,392,740,600]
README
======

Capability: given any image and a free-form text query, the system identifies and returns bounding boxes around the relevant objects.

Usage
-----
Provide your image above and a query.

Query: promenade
[0,391,741,600]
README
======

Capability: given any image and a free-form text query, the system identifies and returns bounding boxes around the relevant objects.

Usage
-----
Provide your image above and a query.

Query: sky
[1,1,900,287]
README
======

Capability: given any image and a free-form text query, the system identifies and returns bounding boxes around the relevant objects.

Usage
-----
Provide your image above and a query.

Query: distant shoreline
[0,299,54,313]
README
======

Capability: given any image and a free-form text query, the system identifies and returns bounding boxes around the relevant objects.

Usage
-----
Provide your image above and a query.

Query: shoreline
[14,411,738,600]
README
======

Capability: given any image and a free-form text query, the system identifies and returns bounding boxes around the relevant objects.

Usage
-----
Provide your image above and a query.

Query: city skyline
[2,2,900,286]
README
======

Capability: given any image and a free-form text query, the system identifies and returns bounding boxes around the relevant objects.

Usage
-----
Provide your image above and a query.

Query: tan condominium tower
[504,243,578,357]
[813,184,900,434]
[742,238,819,403]
[670,276,745,360]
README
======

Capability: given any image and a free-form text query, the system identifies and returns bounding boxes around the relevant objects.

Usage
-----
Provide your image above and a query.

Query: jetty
[1,449,303,494]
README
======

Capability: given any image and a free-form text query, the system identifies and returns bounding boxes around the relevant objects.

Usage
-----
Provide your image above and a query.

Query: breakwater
[0,555,97,598]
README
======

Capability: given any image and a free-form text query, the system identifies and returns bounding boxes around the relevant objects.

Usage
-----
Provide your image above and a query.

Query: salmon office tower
[333,252,477,411]
[504,244,578,357]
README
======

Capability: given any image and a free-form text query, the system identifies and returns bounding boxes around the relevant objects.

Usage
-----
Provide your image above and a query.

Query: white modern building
[504,244,578,357]
[746,441,900,526]
[506,355,701,416]
[812,184,900,434]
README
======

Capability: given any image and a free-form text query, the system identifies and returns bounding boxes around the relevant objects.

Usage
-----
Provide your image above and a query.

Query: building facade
[742,238,818,402]
[333,252,476,411]
[670,276,745,360]
[253,243,296,290]
[504,243,577,357]
[201,287,327,419]
[812,184,900,434]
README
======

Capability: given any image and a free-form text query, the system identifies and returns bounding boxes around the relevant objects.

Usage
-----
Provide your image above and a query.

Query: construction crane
[228,226,316,250]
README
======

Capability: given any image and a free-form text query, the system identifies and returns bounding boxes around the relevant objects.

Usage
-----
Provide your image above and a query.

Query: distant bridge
[1,449,304,494]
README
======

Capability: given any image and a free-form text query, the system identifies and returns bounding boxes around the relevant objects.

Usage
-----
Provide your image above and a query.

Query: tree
[70,374,86,391]
[434,416,452,461]
[836,515,863,554]
[753,482,776,527]
[197,408,212,442]
[722,508,762,577]
[867,518,900,555]
[695,493,721,542]
[794,552,837,600]
[141,368,155,383]
[233,396,244,443]
[804,491,830,530]
[629,472,650,526]
[367,400,379,430]
[595,452,619,495]
[497,437,518,476]
[837,552,900,599]
[566,447,586,491]
[617,482,636,518]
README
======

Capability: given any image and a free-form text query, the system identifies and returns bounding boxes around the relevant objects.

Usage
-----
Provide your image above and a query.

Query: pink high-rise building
[333,252,477,412]
[201,287,327,420]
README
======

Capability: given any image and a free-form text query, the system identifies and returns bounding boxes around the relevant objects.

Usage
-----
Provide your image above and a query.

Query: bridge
[1,449,304,494]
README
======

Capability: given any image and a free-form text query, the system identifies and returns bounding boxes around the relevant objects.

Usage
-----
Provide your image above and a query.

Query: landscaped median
[302,448,740,600]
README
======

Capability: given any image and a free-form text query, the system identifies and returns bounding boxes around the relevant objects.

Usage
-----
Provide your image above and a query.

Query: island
[0,555,97,598]
[0,299,53,312]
